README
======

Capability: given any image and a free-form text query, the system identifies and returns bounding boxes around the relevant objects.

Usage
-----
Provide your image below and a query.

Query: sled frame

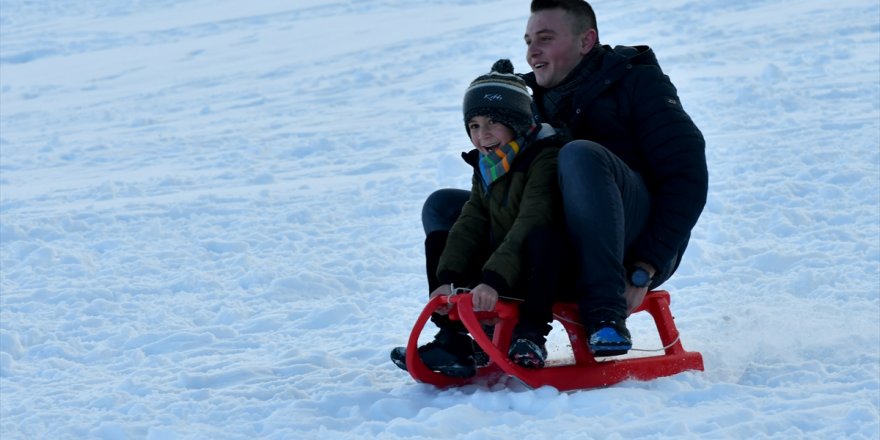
[404,290,703,391]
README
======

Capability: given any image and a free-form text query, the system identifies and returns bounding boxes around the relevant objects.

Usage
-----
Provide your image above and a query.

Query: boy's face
[524,8,596,88]
[467,116,516,155]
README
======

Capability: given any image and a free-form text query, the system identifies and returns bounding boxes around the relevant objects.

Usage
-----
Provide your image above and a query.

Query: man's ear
[580,29,598,55]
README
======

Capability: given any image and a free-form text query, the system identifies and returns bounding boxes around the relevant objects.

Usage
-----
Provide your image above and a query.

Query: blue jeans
[557,140,650,323]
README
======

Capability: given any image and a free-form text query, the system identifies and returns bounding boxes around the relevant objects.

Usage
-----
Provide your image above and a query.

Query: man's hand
[625,262,656,315]
[624,284,649,316]
[429,284,452,315]
[470,283,499,312]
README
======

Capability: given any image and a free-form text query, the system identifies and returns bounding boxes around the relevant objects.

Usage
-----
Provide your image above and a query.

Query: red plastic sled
[404,290,703,391]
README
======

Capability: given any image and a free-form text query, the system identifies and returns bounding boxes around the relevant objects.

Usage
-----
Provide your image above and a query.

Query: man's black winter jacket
[522,44,709,279]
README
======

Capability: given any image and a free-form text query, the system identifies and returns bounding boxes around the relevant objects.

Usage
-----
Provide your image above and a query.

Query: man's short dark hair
[530,0,598,40]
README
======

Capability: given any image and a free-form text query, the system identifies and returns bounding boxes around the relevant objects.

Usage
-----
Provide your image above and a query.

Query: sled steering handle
[444,291,518,322]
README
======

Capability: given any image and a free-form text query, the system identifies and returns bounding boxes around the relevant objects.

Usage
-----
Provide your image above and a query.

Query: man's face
[525,8,595,88]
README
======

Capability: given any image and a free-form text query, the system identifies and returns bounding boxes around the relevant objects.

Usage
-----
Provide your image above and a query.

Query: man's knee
[558,140,611,174]
[557,141,614,199]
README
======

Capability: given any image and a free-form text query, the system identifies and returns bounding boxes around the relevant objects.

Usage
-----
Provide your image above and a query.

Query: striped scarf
[478,125,538,188]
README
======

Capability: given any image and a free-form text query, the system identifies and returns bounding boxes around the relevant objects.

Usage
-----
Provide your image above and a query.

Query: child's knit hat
[463,59,534,136]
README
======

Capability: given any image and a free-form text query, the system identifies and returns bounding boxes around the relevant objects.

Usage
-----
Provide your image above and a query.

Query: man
[419,0,708,359]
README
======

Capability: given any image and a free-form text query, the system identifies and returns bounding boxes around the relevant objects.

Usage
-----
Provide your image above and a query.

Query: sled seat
[404,290,703,391]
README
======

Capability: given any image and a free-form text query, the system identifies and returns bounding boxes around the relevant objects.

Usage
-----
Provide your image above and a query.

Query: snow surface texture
[1,0,878,438]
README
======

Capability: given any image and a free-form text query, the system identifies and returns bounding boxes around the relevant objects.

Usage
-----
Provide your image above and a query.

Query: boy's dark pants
[424,227,564,340]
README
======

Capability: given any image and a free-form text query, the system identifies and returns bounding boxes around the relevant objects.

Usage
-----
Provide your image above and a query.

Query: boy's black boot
[390,327,476,378]
[417,327,476,377]
[470,324,493,368]
[507,323,549,369]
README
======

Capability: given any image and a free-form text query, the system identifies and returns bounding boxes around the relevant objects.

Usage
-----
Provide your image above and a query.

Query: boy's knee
[422,189,449,219]
[422,189,467,234]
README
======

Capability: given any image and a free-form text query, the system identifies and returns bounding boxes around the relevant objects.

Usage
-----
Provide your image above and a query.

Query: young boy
[391,59,570,377]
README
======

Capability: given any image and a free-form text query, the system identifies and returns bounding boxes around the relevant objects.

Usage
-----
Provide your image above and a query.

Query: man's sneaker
[508,337,548,369]
[588,320,632,357]
[389,329,476,378]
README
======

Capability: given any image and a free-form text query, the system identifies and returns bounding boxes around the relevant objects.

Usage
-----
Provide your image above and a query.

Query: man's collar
[523,44,606,93]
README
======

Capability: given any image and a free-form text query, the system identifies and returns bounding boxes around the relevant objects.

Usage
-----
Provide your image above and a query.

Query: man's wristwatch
[628,266,653,288]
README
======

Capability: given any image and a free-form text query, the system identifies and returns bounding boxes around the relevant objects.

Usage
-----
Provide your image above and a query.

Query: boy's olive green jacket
[437,127,569,296]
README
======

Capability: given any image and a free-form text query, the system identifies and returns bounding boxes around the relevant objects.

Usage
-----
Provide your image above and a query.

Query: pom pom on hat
[491,59,515,74]
[463,59,534,136]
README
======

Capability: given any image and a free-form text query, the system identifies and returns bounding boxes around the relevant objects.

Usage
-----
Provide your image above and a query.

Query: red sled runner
[402,290,703,391]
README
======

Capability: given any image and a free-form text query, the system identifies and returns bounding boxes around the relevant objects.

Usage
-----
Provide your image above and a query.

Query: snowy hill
[1,0,878,438]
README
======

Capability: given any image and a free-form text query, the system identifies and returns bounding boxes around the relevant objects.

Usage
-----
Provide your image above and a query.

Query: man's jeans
[557,140,650,323]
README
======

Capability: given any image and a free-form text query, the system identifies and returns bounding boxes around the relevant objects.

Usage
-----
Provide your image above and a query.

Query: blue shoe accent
[589,321,632,357]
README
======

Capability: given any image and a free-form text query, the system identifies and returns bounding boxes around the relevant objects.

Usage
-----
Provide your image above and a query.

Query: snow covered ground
[1,0,878,438]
